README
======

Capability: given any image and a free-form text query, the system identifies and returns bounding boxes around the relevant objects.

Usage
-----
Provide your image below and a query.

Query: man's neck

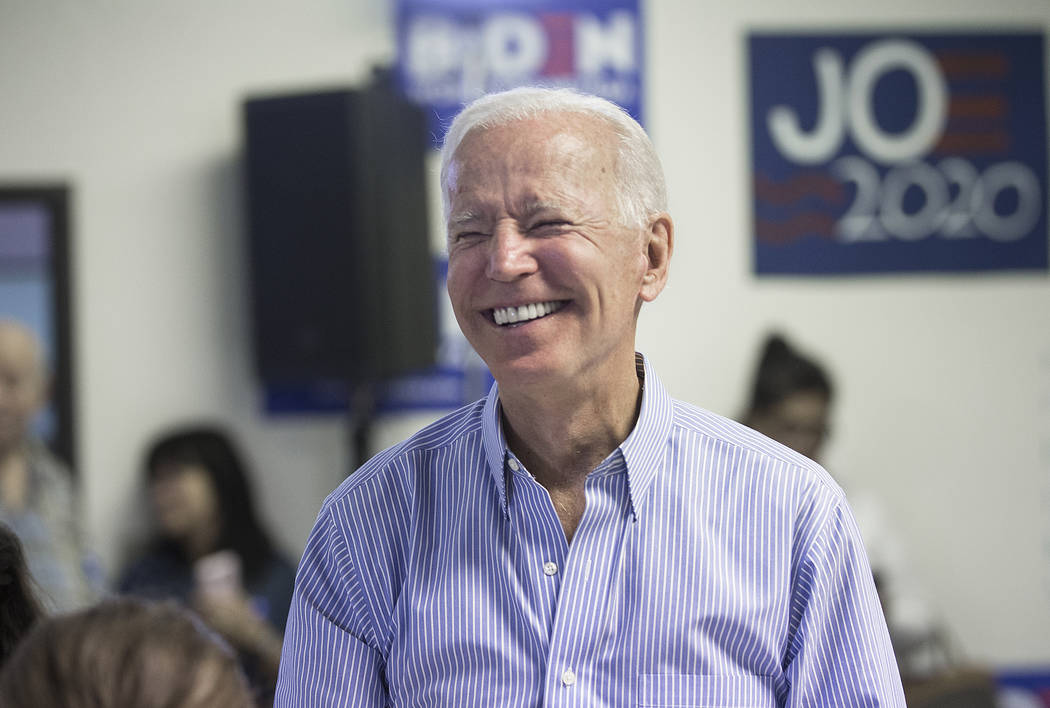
[498,357,642,490]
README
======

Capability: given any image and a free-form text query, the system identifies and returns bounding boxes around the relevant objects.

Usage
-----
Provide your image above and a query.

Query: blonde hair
[0,598,253,707]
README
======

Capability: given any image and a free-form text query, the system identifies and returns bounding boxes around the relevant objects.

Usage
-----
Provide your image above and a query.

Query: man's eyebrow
[519,200,567,218]
[448,210,482,227]
[449,201,567,226]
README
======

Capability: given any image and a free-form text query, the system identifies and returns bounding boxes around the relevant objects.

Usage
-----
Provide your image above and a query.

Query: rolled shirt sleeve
[783,496,906,706]
[275,510,387,708]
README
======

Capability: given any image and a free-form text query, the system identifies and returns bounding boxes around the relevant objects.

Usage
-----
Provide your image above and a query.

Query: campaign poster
[749,32,1047,275]
[397,0,643,146]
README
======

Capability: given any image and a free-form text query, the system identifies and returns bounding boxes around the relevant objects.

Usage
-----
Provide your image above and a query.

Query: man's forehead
[447,117,616,207]
[453,113,613,165]
[448,198,576,224]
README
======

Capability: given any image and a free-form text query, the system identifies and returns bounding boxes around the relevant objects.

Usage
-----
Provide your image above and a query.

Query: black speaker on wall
[243,72,437,384]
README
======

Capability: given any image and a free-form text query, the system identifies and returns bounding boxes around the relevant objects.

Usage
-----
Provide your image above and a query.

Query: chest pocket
[637,674,777,707]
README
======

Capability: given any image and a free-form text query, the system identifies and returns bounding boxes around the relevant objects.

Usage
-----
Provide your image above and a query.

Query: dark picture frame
[0,185,76,472]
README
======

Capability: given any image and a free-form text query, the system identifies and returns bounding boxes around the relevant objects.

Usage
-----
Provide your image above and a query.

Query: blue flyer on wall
[749,32,1047,275]
[397,0,643,146]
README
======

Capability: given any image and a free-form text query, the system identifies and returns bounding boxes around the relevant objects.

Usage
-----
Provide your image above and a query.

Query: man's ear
[640,213,673,302]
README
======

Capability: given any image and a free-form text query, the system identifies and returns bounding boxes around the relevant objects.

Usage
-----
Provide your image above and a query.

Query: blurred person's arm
[195,590,285,688]
[26,445,102,610]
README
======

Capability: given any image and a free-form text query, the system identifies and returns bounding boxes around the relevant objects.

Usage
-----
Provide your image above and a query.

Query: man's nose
[485,224,536,281]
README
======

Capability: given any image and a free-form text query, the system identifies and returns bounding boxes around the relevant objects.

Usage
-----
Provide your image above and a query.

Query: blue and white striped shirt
[276,355,904,706]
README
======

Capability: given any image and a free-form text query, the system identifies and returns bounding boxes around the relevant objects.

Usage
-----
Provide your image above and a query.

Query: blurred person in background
[0,319,98,611]
[119,425,294,704]
[0,521,46,670]
[740,332,833,462]
[741,332,942,679]
[0,597,253,707]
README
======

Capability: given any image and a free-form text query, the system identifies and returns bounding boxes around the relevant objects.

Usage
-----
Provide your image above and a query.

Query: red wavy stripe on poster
[948,95,1008,119]
[756,212,836,244]
[933,131,1011,154]
[936,51,1009,79]
[754,172,845,206]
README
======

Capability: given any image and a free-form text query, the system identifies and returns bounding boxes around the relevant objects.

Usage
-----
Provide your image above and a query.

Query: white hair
[439,87,667,229]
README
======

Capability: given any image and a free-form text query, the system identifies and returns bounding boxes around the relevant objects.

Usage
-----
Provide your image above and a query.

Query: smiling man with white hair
[275,87,904,707]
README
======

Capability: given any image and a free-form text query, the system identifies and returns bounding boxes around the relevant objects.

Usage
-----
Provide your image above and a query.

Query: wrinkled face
[149,463,220,542]
[444,115,656,388]
[0,325,46,453]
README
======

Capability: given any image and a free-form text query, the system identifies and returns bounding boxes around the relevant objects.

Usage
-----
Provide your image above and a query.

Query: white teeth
[491,300,564,326]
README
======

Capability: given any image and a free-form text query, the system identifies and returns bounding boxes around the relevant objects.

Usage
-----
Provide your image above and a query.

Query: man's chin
[485,355,573,391]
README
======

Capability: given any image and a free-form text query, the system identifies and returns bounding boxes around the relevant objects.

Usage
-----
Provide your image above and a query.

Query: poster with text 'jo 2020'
[749,32,1047,275]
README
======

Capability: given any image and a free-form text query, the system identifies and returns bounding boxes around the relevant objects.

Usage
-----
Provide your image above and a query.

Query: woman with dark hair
[0,597,253,707]
[740,333,834,461]
[118,425,294,703]
[0,522,46,669]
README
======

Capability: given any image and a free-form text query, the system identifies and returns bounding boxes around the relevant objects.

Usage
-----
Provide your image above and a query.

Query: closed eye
[529,220,570,233]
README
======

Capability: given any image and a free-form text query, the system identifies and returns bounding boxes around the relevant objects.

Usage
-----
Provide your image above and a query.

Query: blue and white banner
[749,32,1047,275]
[397,0,643,146]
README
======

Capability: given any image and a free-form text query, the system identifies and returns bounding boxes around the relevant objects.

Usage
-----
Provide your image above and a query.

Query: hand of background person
[193,590,283,684]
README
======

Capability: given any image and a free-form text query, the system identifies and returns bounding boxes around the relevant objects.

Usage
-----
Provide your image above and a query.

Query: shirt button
[561,669,576,686]
[508,458,520,471]
[543,561,558,576]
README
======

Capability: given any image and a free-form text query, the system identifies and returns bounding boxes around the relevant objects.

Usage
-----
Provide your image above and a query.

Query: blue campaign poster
[397,0,644,146]
[749,32,1048,275]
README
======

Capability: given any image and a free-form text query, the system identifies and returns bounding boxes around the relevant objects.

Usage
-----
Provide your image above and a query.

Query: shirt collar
[481,352,674,520]
[481,386,511,516]
[618,353,674,519]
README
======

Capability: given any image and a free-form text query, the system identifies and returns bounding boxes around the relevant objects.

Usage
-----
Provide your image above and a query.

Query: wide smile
[488,300,568,327]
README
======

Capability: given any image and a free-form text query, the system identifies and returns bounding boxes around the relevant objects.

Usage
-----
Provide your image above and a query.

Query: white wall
[0,0,395,583]
[1,0,1047,667]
